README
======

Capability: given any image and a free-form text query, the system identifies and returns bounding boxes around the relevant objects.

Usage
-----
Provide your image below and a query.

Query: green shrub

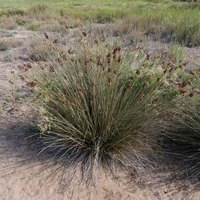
[23,34,187,183]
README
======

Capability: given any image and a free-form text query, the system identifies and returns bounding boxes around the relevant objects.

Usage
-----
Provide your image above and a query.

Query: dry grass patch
[0,15,17,30]
[0,39,22,51]
[28,38,58,61]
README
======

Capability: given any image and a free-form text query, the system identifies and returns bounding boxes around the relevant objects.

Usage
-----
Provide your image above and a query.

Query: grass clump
[0,39,10,51]
[161,74,200,182]
[27,22,41,31]
[28,38,57,61]
[96,12,114,24]
[0,39,22,51]
[23,33,187,183]
[0,15,17,30]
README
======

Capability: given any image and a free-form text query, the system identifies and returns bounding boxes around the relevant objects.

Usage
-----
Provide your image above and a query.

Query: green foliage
[96,12,114,24]
[27,23,40,31]
[16,19,26,26]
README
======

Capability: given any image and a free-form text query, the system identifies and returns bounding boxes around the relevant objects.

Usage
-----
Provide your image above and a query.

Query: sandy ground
[0,27,200,200]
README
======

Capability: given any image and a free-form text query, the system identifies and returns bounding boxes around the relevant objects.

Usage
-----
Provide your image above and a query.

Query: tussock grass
[161,74,200,184]
[19,33,189,183]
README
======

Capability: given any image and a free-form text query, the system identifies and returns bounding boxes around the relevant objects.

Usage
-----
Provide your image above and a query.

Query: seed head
[27,81,37,88]
[136,69,140,75]
[189,93,194,97]
[82,32,87,37]
[179,82,187,88]
[179,89,187,94]
[44,32,49,39]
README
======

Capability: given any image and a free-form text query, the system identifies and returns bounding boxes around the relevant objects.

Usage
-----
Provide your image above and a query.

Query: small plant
[27,22,41,31]
[96,12,114,24]
[0,39,9,51]
[23,33,188,184]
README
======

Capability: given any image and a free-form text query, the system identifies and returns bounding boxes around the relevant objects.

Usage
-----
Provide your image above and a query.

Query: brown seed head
[20,75,25,81]
[136,69,140,75]
[189,93,194,97]
[179,89,187,94]
[49,66,55,73]
[27,81,37,88]
[117,56,121,63]
[82,32,87,37]
[44,33,49,39]
[179,82,187,88]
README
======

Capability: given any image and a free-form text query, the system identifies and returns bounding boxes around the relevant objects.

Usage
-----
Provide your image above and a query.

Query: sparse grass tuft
[0,39,10,51]
[0,39,22,51]
[27,22,41,31]
[0,15,17,29]
[28,39,57,61]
